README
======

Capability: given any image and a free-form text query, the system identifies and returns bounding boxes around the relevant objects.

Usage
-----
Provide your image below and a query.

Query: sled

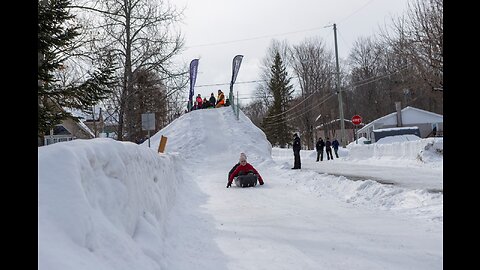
[234,173,258,187]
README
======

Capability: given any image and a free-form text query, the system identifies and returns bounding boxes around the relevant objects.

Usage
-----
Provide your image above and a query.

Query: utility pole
[333,23,346,148]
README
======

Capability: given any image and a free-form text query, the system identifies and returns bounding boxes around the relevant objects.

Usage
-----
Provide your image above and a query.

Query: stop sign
[352,115,362,125]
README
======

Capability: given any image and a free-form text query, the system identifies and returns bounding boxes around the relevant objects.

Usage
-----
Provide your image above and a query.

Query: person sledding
[227,152,264,188]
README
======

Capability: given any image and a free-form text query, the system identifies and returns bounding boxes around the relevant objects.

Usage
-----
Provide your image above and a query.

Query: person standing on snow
[325,137,334,160]
[332,138,340,158]
[315,137,325,162]
[227,153,264,188]
[292,133,301,169]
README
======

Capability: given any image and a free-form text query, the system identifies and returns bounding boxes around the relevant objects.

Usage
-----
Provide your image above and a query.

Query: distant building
[83,108,104,138]
[39,99,96,146]
[42,118,94,146]
[357,106,443,143]
[82,107,118,139]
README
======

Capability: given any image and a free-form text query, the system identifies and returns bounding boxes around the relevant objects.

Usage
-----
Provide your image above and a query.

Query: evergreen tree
[263,52,294,148]
[38,0,115,139]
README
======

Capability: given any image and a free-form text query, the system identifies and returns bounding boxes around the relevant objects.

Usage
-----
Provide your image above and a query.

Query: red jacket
[196,96,203,106]
[228,162,263,184]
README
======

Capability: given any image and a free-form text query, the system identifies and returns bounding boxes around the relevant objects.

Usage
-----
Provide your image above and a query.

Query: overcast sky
[39,107,443,269]
[173,0,410,105]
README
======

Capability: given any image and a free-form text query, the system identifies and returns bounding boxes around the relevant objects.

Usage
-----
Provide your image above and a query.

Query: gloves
[226,182,231,188]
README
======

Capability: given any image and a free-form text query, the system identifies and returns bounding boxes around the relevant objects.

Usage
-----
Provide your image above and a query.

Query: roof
[357,106,443,133]
[373,126,419,132]
[77,120,95,137]
[62,108,96,137]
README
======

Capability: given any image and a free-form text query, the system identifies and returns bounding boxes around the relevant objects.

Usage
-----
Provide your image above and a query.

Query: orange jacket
[217,92,225,105]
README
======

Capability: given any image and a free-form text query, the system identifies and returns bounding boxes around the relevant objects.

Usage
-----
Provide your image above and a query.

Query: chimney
[395,102,402,127]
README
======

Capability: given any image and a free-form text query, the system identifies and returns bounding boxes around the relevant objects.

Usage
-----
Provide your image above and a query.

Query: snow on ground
[38,107,443,270]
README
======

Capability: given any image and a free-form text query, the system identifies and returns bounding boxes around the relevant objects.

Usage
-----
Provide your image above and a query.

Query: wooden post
[158,135,167,153]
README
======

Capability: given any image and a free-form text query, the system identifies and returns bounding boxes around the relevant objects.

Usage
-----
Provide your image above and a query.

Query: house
[82,107,118,139]
[43,118,95,146]
[39,99,96,146]
[356,106,443,143]
[83,108,104,138]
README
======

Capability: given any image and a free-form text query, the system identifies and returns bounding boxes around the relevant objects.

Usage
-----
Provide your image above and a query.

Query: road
[271,149,443,193]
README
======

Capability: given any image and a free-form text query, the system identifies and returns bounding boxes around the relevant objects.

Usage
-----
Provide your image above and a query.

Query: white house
[356,106,443,143]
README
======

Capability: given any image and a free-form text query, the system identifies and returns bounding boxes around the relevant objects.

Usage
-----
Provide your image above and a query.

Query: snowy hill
[148,107,272,165]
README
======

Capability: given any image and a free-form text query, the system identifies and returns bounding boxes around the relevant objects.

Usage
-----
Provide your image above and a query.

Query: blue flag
[189,59,199,110]
[230,55,243,89]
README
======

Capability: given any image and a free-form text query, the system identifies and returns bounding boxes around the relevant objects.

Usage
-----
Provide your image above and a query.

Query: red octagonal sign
[352,115,362,125]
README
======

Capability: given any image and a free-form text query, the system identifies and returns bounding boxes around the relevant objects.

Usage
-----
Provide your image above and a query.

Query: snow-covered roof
[63,108,96,137]
[373,126,419,132]
[76,120,95,137]
[357,106,443,133]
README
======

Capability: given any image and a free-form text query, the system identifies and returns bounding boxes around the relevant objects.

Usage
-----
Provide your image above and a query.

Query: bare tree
[347,36,385,122]
[72,0,186,141]
[343,0,443,124]
[241,100,267,128]
[125,69,168,142]
[381,0,443,91]
[289,37,335,149]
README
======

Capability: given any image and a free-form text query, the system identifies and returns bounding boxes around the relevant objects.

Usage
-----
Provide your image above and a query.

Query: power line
[346,64,411,91]
[264,91,317,119]
[184,0,380,50]
[263,92,335,128]
[337,0,377,24]
[185,25,332,49]
[195,79,267,88]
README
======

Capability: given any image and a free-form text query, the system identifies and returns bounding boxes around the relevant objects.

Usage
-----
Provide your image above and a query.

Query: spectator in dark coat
[325,137,334,160]
[227,153,264,187]
[202,98,210,109]
[292,133,301,169]
[315,137,325,162]
[209,93,216,108]
[332,138,340,158]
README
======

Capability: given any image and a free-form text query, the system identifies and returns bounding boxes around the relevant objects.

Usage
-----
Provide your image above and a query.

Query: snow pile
[145,107,273,165]
[38,138,186,270]
[345,137,443,166]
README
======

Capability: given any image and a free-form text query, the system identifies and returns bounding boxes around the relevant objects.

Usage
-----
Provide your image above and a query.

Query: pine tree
[38,0,115,139]
[263,52,294,148]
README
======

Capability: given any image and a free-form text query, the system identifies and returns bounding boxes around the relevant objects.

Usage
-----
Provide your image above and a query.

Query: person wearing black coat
[325,137,334,160]
[209,93,216,108]
[292,133,301,169]
[315,137,325,162]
